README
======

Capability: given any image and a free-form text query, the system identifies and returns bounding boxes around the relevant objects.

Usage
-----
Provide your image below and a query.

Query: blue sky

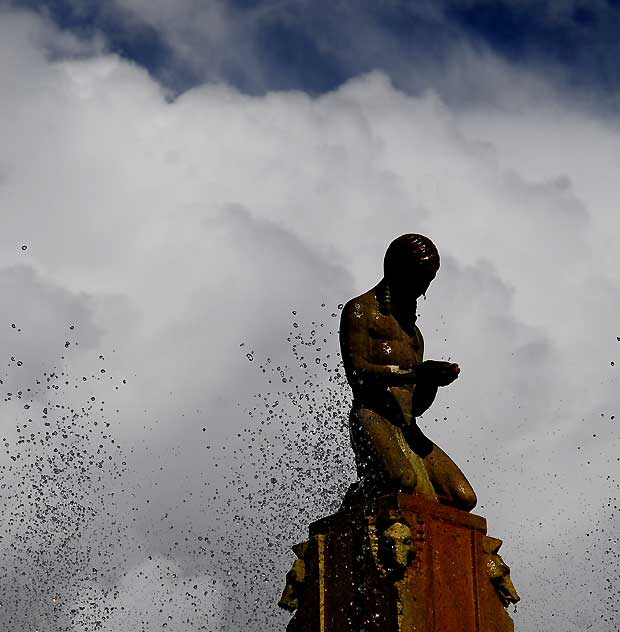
[1,2,620,631]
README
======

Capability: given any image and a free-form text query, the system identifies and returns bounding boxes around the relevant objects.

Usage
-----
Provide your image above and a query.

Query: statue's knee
[457,485,477,512]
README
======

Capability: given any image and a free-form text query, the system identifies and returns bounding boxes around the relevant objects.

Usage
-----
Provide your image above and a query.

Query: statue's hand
[387,365,417,384]
[417,360,460,386]
[388,365,412,375]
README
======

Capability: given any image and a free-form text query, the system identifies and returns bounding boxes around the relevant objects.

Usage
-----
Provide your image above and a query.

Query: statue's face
[380,522,415,570]
[389,259,439,300]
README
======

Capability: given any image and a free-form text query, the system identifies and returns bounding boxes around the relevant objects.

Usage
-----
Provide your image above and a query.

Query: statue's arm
[339,300,417,388]
[411,327,438,416]
[411,382,438,416]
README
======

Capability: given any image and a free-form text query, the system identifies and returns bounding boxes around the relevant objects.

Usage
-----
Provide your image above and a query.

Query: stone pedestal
[281,493,517,632]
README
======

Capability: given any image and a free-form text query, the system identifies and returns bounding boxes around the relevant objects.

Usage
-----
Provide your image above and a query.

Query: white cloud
[1,7,620,631]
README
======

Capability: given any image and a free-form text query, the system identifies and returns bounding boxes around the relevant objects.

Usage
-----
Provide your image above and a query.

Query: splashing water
[2,309,620,631]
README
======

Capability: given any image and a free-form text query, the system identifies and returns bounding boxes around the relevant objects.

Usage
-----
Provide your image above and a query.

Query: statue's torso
[353,290,424,424]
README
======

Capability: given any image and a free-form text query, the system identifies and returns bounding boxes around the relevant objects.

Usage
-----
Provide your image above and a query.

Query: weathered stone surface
[282,493,516,632]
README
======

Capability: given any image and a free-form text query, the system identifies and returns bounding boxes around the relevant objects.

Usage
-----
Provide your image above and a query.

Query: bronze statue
[339,234,477,512]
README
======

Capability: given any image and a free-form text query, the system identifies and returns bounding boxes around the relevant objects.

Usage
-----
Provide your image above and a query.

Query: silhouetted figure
[340,234,477,511]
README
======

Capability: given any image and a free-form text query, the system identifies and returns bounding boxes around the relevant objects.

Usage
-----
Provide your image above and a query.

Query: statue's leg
[349,407,421,494]
[421,442,477,511]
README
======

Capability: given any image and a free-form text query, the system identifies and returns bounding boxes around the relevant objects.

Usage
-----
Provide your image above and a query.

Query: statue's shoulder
[342,289,376,319]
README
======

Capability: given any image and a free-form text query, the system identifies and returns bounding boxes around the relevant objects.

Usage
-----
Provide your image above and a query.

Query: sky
[1,0,620,630]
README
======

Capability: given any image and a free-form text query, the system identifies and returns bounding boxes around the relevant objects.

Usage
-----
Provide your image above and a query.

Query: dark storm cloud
[3,0,171,69]
[9,0,620,107]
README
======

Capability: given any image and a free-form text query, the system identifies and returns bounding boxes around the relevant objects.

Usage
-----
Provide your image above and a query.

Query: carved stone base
[281,493,517,632]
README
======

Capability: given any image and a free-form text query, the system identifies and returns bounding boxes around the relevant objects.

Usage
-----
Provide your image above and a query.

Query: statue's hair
[383,234,439,276]
[379,234,439,315]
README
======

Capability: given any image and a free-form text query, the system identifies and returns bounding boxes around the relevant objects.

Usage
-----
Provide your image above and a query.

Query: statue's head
[383,234,440,298]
